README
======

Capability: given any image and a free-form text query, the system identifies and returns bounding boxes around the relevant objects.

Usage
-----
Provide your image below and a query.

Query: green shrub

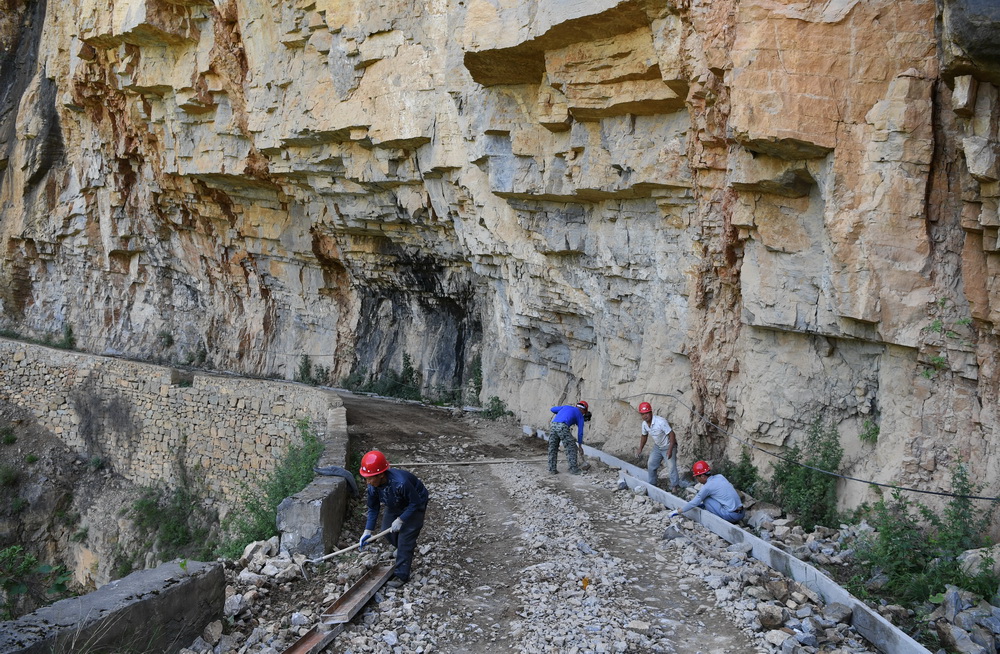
[295,355,314,384]
[130,466,218,562]
[218,419,323,557]
[111,544,137,578]
[54,508,79,527]
[24,454,38,464]
[0,428,15,445]
[859,419,879,444]
[851,463,999,606]
[767,420,843,530]
[482,396,513,420]
[369,354,422,400]
[340,368,367,391]
[468,355,483,405]
[184,342,208,367]
[312,364,331,386]
[55,325,76,350]
[353,353,422,401]
[341,355,424,401]
[926,462,992,554]
[156,331,174,349]
[0,327,75,352]
[0,546,71,619]
[719,447,760,496]
[295,355,333,387]
[852,491,927,590]
[0,465,20,487]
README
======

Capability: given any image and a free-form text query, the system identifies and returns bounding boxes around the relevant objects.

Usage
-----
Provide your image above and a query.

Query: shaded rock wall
[2,0,1000,526]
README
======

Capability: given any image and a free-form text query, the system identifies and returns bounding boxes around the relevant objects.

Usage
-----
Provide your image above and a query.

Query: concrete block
[0,560,224,654]
[277,476,348,558]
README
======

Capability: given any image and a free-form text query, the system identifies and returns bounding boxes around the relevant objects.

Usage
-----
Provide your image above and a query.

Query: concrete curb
[0,560,224,654]
[538,434,930,654]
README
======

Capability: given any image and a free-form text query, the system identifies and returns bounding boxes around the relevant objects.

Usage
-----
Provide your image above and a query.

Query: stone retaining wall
[0,337,344,507]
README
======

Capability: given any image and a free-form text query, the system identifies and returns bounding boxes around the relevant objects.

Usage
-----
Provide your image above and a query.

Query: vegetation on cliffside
[721,424,999,649]
[217,419,323,558]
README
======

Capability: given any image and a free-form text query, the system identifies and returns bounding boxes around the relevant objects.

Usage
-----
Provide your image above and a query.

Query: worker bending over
[670,460,745,524]
[358,450,430,588]
[548,401,591,475]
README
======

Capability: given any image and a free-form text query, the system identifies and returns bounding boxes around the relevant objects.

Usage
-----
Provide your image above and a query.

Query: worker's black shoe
[386,577,405,589]
[569,468,582,475]
[549,469,558,475]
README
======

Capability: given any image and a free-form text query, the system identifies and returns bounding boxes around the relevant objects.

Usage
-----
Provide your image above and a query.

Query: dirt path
[337,393,758,653]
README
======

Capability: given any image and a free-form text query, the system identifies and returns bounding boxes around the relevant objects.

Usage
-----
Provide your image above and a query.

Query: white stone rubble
[184,461,892,654]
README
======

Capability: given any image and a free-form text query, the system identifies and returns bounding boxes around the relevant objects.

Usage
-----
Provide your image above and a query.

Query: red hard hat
[692,460,711,477]
[360,450,390,477]
[576,401,589,411]
[638,402,652,414]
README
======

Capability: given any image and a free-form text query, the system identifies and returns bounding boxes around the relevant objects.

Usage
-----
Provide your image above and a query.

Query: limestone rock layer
[2,0,1000,522]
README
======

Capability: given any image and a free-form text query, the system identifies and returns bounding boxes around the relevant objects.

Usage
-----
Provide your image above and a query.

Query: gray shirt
[681,473,742,513]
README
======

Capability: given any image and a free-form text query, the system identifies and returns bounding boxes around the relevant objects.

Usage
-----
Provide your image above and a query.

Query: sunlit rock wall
[2,0,1000,525]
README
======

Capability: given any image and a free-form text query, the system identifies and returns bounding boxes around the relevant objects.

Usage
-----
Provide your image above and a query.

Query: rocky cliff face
[2,0,999,522]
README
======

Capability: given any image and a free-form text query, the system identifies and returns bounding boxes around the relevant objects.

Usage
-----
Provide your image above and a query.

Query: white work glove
[390,518,404,533]
[358,529,372,551]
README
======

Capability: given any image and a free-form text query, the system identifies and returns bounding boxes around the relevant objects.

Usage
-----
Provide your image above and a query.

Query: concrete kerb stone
[527,429,930,654]
[277,475,347,558]
[277,400,350,558]
[612,467,930,654]
[0,560,224,654]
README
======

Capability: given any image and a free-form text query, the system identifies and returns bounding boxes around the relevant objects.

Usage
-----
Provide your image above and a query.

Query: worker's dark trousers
[382,506,427,581]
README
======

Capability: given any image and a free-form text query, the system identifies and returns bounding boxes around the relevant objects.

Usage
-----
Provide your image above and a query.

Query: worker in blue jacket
[548,401,591,475]
[357,450,429,588]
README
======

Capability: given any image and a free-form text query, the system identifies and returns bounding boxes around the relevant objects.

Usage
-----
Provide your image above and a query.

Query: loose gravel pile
[183,447,883,654]
[334,464,685,654]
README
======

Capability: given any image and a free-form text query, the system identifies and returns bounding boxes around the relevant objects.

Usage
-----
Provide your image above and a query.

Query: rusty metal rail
[280,564,395,654]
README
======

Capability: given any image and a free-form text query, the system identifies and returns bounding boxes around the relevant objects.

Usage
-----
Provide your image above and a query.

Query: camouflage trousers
[547,421,580,473]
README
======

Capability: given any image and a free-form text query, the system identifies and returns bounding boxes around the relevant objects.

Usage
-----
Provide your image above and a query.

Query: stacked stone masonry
[0,337,342,507]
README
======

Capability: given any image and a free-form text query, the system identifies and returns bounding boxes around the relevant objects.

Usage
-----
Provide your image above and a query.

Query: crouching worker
[670,460,745,524]
[358,450,429,588]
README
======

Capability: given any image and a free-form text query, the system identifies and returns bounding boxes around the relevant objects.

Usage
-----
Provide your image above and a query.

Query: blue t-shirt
[550,405,586,444]
[365,468,430,531]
